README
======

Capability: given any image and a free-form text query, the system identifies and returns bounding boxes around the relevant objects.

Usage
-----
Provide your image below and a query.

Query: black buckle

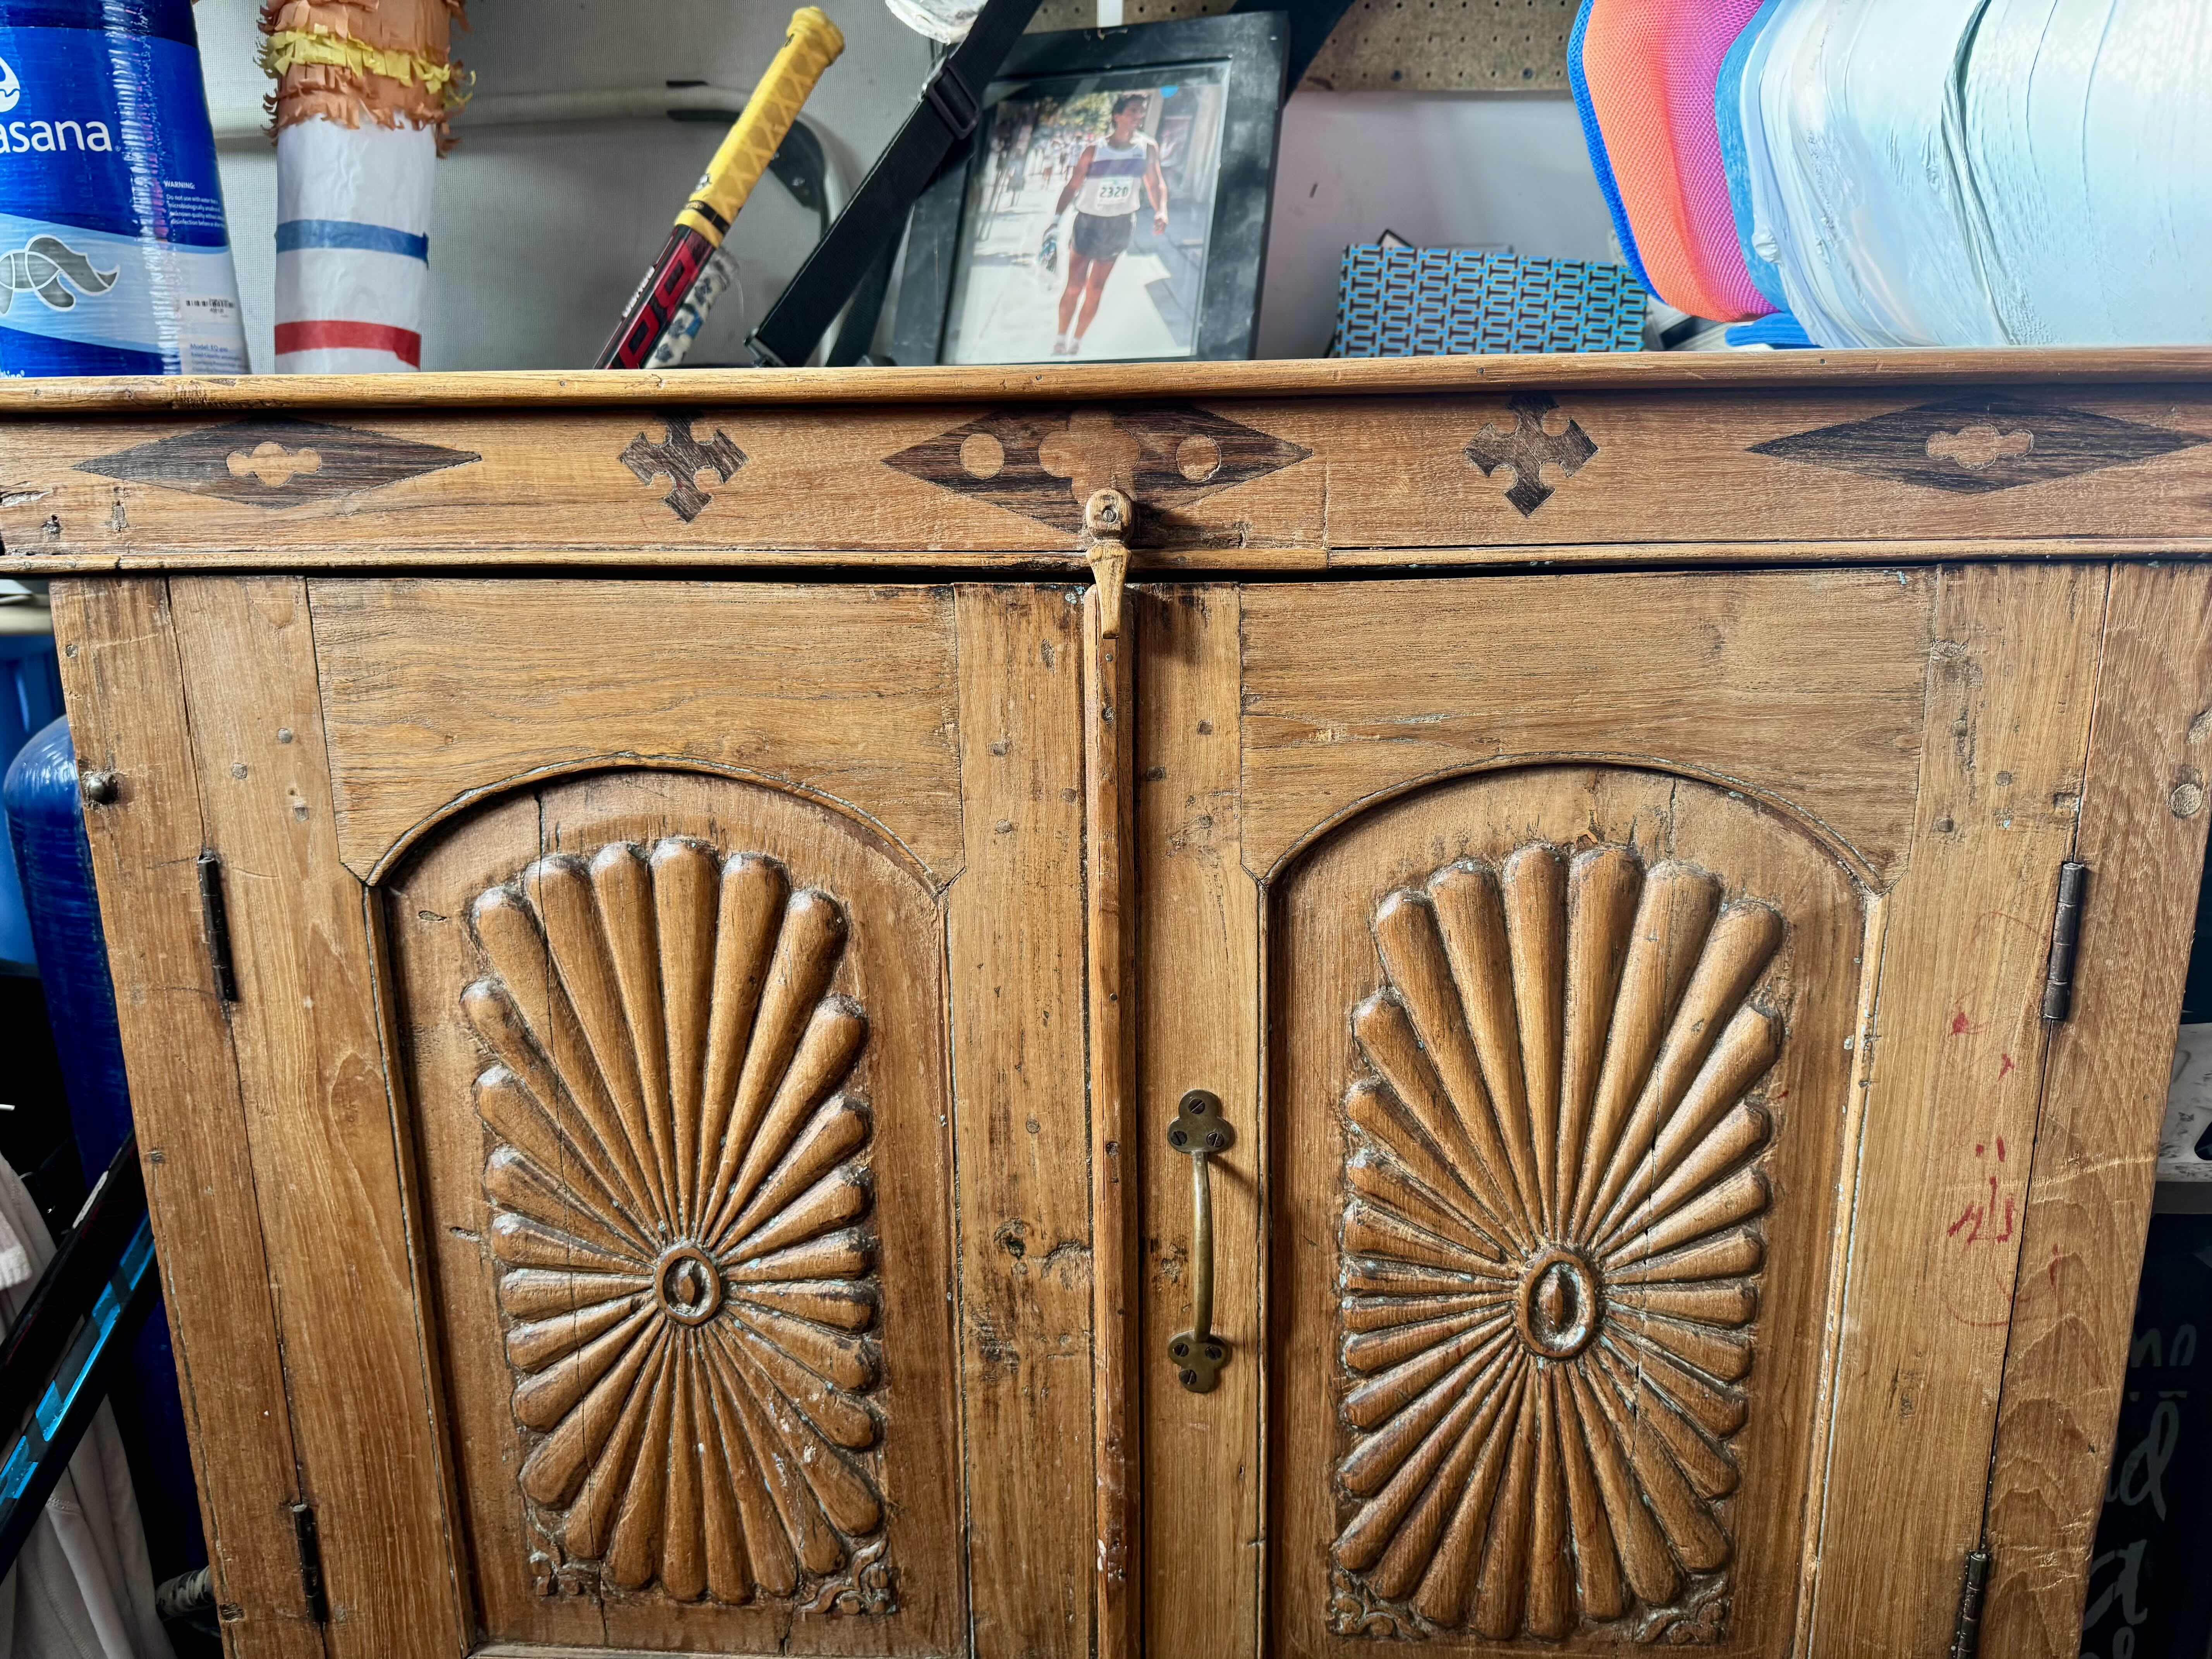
[924,60,981,141]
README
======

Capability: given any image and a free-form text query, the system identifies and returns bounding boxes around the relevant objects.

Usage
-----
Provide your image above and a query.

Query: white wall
[1259,92,1618,359]
[193,0,1612,369]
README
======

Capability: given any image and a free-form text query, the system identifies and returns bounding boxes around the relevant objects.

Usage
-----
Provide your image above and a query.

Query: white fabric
[1964,0,2212,345]
[1739,0,2212,346]
[0,1160,173,1659]
[1759,0,2006,347]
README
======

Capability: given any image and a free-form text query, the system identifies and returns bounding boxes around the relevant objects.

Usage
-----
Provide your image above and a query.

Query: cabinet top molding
[5,347,2212,415]
[17,351,2212,575]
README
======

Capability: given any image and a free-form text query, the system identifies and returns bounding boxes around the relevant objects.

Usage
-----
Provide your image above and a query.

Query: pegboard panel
[1024,0,1575,93]
[1026,0,1229,28]
[1302,0,1575,89]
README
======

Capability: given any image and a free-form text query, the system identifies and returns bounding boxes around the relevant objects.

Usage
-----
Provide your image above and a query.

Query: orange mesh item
[1581,0,1769,321]
[261,0,468,144]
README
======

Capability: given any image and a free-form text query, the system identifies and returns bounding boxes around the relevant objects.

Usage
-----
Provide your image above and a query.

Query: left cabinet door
[55,575,1101,1659]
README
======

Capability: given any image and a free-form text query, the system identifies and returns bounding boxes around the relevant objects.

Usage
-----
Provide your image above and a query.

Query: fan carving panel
[1331,843,1784,1643]
[460,837,890,1611]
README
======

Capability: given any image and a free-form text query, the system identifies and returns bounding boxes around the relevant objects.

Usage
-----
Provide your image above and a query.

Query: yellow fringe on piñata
[259,0,470,145]
[260,28,466,101]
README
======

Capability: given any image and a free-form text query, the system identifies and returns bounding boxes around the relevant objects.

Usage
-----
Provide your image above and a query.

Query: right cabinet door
[1132,565,2176,1657]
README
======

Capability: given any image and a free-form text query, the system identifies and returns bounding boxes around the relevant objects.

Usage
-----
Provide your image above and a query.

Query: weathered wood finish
[8,382,2212,572]
[947,586,1096,1659]
[1980,565,2212,1655]
[1085,589,1142,1659]
[1237,568,1934,881]
[307,579,966,882]
[1270,769,1867,1655]
[48,579,325,1659]
[168,575,471,1658]
[39,354,2212,1659]
[1132,586,1267,1658]
[384,771,961,1654]
[1808,565,2106,1657]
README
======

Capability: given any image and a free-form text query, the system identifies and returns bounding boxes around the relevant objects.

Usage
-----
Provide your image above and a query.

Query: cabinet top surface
[7,347,2212,414]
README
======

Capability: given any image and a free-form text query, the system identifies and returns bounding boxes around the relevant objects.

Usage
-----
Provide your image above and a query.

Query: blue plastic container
[5,713,205,1575]
[0,0,246,374]
[0,627,60,962]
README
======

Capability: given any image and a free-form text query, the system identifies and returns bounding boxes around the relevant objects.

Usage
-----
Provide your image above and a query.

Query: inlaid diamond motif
[76,417,479,507]
[1750,397,2206,493]
[883,403,1310,533]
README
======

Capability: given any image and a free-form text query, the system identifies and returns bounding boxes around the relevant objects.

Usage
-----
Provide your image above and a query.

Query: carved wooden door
[1130,566,2174,1657]
[67,575,1101,1659]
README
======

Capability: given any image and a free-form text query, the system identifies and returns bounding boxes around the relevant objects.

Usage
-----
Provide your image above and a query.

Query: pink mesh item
[1582,0,1772,322]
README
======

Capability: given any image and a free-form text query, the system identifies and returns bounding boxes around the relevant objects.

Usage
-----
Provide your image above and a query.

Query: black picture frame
[890,12,1288,366]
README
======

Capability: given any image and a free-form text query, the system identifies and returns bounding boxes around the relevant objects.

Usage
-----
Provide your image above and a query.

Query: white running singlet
[1073,134,1156,218]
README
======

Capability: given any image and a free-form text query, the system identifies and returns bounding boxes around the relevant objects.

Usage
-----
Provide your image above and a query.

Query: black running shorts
[1072,209,1135,262]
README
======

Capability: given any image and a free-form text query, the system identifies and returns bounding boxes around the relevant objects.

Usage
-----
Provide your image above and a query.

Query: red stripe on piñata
[274,320,423,367]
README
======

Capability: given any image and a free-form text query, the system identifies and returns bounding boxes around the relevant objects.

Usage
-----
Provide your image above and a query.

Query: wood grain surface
[948,586,1096,1659]
[306,579,966,884]
[1237,568,1935,883]
[42,345,2209,1659]
[48,578,327,1659]
[1980,565,2212,1656]
[1807,563,2108,1656]
[8,383,2212,574]
[2,349,2209,415]
[1269,768,1867,1656]
[1133,585,1266,1656]
[383,772,963,1655]
[168,575,470,1658]
[1085,587,1142,1659]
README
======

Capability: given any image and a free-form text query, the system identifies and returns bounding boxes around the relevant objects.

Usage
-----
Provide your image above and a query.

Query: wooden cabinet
[21,352,2212,1658]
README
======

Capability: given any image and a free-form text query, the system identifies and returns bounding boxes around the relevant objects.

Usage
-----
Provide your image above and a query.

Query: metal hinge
[2041,860,2090,1023]
[290,1501,328,1624]
[1949,1546,1990,1659]
[196,851,237,1005]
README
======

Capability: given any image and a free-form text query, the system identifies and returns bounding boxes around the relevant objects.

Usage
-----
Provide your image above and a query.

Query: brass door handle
[1167,1089,1232,1392]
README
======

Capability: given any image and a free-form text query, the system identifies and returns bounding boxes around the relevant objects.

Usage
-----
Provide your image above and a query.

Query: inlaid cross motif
[1036,409,1146,510]
[621,416,747,522]
[1465,393,1599,516]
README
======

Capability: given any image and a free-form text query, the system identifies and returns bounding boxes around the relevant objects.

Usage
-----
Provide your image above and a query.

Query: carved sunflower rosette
[460,837,892,1611]
[1332,843,1785,1643]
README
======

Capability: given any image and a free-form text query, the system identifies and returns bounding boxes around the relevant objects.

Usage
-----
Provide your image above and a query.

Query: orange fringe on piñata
[259,0,470,147]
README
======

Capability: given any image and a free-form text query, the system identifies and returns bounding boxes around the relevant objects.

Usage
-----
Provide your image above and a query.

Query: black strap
[0,1132,144,1441]
[750,0,1045,367]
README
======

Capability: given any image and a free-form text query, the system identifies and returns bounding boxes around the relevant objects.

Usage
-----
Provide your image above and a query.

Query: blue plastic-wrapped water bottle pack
[1573,0,2212,348]
[0,0,247,374]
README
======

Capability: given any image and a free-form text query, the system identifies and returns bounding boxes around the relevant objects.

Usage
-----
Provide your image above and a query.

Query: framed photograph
[891,13,1287,366]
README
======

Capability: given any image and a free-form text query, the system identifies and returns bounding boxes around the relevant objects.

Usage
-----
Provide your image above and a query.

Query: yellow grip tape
[676,7,845,246]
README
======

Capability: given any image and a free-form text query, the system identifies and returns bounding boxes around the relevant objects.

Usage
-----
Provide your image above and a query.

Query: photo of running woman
[938,65,1229,364]
[1050,93,1168,356]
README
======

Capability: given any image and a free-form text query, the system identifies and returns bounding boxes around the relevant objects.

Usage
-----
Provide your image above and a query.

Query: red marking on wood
[1998,1053,2016,1079]
[1951,1009,1973,1035]
[1996,1135,2007,1161]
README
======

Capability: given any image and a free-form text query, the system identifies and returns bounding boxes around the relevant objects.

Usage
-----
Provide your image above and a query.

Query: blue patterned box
[1331,245,1647,357]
